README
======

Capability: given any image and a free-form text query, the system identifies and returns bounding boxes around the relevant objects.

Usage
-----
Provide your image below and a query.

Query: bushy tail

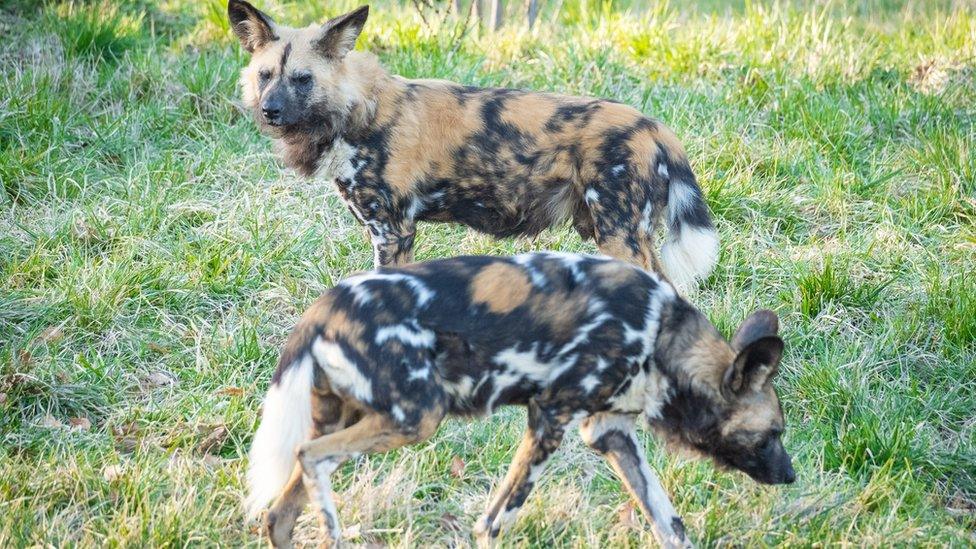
[660,158,719,290]
[245,355,315,519]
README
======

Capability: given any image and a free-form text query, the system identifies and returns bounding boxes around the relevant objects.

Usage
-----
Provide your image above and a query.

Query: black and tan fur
[245,253,794,548]
[228,1,720,287]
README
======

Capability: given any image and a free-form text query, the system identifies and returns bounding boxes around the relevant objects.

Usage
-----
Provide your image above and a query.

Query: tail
[659,156,719,290]
[244,354,315,519]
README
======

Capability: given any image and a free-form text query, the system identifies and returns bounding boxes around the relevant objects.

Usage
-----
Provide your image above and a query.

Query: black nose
[262,106,280,121]
[783,465,796,484]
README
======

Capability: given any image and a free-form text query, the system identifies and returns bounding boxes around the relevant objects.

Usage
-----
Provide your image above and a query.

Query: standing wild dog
[246,252,795,548]
[228,1,720,288]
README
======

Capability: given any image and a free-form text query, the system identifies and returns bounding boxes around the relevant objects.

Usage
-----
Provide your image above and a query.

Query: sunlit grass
[1,0,974,546]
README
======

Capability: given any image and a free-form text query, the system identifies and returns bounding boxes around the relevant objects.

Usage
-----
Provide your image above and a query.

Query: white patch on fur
[408,366,430,381]
[391,405,406,422]
[375,323,436,347]
[311,338,373,402]
[579,413,634,445]
[442,374,475,402]
[606,321,672,419]
[245,355,314,519]
[658,162,669,178]
[661,225,720,290]
[405,196,423,220]
[662,181,719,290]
[493,346,552,382]
[584,188,600,205]
[640,200,654,233]
[315,139,358,183]
[581,374,600,393]
[512,254,548,287]
[485,370,522,412]
[611,164,627,177]
[340,272,435,306]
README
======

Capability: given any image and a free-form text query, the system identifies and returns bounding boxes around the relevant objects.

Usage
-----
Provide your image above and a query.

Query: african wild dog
[245,252,795,548]
[228,1,720,288]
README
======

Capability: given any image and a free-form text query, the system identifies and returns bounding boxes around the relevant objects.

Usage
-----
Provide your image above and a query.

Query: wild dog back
[276,252,674,422]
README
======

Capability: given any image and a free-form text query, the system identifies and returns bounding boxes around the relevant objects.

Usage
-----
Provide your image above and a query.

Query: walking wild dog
[228,1,720,288]
[245,253,795,548]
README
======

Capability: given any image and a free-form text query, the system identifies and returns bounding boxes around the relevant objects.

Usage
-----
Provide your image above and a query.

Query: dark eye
[291,73,312,86]
[258,70,272,83]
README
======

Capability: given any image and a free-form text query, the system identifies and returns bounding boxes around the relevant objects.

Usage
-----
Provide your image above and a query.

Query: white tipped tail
[245,355,315,519]
[660,178,719,290]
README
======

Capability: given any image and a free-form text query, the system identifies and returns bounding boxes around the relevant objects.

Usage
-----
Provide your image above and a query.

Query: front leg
[370,229,415,268]
[580,413,692,549]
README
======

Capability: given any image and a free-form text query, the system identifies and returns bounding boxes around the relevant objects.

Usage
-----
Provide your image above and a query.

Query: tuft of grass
[45,1,144,62]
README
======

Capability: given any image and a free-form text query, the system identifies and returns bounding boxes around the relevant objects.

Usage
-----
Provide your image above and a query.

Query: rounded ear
[315,5,370,59]
[722,335,784,399]
[228,0,277,53]
[731,309,779,351]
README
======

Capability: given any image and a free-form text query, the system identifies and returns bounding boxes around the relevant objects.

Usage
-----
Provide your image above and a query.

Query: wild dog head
[654,304,795,485]
[228,1,372,145]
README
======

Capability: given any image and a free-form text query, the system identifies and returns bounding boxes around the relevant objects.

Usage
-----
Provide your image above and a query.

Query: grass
[1,0,974,546]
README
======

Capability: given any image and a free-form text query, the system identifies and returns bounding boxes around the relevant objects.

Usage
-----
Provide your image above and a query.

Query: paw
[472,515,497,548]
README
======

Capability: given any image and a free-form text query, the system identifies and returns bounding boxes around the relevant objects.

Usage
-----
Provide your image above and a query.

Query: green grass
[1,0,974,546]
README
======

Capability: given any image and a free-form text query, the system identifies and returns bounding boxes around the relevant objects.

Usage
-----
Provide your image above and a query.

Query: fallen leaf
[0,393,7,405]
[112,422,141,453]
[217,386,244,397]
[197,424,229,454]
[69,417,92,430]
[41,414,63,428]
[202,453,231,467]
[342,523,362,540]
[38,326,64,343]
[617,501,638,530]
[450,456,466,478]
[147,342,169,354]
[17,349,32,367]
[102,464,123,482]
[439,511,464,532]
[145,371,176,387]
[56,371,70,383]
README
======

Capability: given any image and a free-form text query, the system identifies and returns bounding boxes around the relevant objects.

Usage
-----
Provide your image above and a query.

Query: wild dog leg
[266,394,353,548]
[581,413,692,549]
[266,463,309,549]
[582,182,663,273]
[370,229,416,267]
[474,401,567,542]
[297,410,443,547]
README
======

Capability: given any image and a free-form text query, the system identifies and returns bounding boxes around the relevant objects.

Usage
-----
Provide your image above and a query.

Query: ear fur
[315,5,370,59]
[228,0,277,53]
[722,310,784,399]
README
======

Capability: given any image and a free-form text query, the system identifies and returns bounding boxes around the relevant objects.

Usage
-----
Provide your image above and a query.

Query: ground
[0,0,974,546]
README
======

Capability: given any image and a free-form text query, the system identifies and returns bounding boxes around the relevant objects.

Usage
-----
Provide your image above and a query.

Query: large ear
[722,310,784,399]
[228,0,277,53]
[731,309,779,351]
[314,6,369,59]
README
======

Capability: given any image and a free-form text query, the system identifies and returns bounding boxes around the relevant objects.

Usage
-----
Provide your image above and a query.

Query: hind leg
[265,393,359,548]
[297,408,444,546]
[580,183,665,273]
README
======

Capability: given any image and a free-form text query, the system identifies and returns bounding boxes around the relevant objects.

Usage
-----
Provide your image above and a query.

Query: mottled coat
[229,1,720,287]
[246,253,795,548]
